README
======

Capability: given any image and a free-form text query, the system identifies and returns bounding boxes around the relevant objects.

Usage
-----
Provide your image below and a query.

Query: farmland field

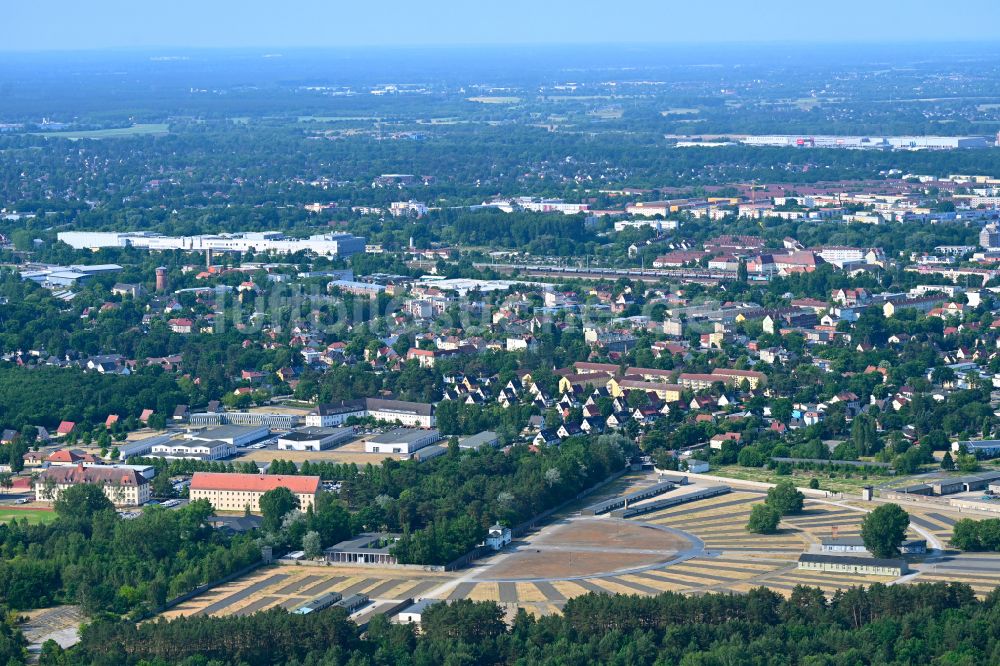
[32,123,169,139]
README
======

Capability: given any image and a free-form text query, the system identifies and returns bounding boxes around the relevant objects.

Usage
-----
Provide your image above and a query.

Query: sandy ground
[533,519,690,551]
[486,550,672,580]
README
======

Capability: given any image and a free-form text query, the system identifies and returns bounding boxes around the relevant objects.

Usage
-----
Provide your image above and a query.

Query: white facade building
[365,428,440,455]
[277,426,355,452]
[151,439,236,460]
[57,231,366,257]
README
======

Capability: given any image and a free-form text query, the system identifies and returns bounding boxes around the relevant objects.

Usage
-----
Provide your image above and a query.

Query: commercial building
[19,263,123,288]
[954,440,1000,458]
[365,428,440,455]
[118,434,175,460]
[188,411,300,429]
[739,135,991,150]
[184,424,270,448]
[189,472,320,513]
[35,464,152,507]
[56,230,366,257]
[277,426,355,452]
[151,439,236,461]
[797,553,907,577]
[328,280,386,299]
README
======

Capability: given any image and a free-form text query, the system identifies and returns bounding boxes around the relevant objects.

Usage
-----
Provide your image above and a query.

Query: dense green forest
[0,487,261,616]
[23,582,993,665]
[331,435,628,565]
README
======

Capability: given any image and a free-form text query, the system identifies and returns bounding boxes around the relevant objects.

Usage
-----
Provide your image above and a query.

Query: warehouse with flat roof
[365,428,440,455]
[184,424,270,447]
[277,426,355,451]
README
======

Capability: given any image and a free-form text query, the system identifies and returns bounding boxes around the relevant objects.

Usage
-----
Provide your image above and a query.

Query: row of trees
[951,518,1000,551]
[57,582,999,665]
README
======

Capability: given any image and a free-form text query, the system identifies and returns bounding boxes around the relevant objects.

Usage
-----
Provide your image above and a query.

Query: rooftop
[325,532,401,554]
[279,427,350,442]
[190,472,319,494]
[799,553,905,569]
[369,428,440,445]
[186,424,270,442]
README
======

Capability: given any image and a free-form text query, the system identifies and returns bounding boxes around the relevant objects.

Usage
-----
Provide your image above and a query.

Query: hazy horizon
[5,0,1000,52]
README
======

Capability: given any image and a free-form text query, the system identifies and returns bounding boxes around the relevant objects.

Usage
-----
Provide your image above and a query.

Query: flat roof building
[458,431,500,450]
[151,438,235,461]
[365,428,440,455]
[954,440,1000,458]
[325,533,401,566]
[189,411,300,429]
[184,424,270,448]
[365,428,441,455]
[277,426,355,451]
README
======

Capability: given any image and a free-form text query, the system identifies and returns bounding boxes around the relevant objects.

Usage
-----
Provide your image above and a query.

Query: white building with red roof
[189,472,320,513]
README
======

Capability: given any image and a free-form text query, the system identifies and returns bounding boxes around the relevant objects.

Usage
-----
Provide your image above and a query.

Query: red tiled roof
[56,421,75,435]
[190,472,320,494]
[47,450,97,463]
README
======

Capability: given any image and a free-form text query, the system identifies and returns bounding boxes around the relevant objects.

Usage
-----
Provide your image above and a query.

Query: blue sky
[5,0,1000,51]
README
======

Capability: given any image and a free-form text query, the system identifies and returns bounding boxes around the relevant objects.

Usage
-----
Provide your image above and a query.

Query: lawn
[0,508,56,524]
[712,465,887,494]
[32,123,169,139]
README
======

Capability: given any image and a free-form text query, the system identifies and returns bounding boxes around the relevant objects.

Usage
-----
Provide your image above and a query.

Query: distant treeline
[55,582,996,666]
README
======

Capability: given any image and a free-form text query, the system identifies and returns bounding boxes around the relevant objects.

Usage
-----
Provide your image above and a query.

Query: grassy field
[0,508,56,524]
[32,123,169,139]
[466,96,522,104]
[712,465,884,494]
